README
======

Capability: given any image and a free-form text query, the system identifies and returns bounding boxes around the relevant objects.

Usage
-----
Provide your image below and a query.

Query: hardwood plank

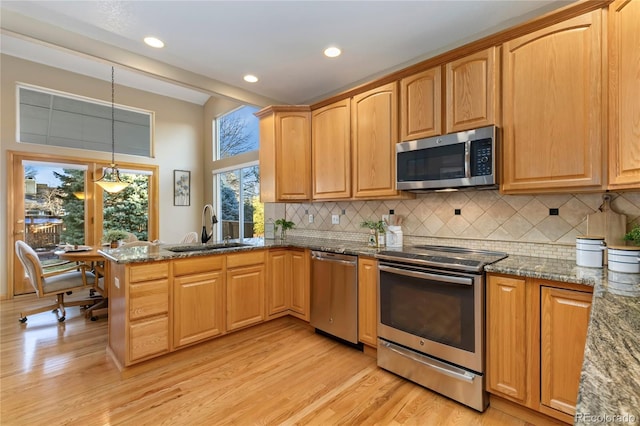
[1,295,526,425]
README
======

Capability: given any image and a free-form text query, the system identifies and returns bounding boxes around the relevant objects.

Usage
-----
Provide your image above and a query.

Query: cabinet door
[257,106,311,202]
[129,315,170,363]
[289,249,310,320]
[351,82,399,198]
[227,264,265,331]
[267,250,289,316]
[357,257,378,347]
[400,66,442,140]
[446,47,499,133]
[540,287,592,417]
[502,11,604,193]
[608,0,640,190]
[173,271,224,348]
[486,275,527,402]
[312,99,352,199]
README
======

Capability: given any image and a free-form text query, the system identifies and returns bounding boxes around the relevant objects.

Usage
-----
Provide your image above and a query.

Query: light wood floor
[1,295,528,425]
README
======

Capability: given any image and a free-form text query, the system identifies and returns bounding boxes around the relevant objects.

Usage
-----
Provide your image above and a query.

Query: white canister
[607,245,640,274]
[576,236,605,268]
[386,226,403,248]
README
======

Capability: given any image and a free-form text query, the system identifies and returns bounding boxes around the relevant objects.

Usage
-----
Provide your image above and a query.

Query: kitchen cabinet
[608,0,640,190]
[399,46,498,141]
[226,251,266,331]
[351,82,400,198]
[173,256,225,348]
[540,286,592,417]
[501,11,604,193]
[108,261,171,367]
[486,273,593,424]
[357,257,378,347]
[400,66,442,140]
[486,274,527,402]
[266,248,310,320]
[312,99,351,199]
[445,46,499,133]
[256,106,311,202]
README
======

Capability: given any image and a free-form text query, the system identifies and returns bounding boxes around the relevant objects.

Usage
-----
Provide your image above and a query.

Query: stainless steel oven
[375,246,507,412]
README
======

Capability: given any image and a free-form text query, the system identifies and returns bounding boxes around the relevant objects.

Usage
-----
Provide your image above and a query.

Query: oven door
[378,262,484,373]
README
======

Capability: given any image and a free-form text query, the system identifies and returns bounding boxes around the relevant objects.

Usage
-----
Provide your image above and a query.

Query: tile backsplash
[284,191,640,259]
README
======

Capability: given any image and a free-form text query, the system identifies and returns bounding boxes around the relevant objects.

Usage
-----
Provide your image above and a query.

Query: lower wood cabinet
[486,273,592,423]
[227,251,266,331]
[357,257,378,347]
[267,248,310,321]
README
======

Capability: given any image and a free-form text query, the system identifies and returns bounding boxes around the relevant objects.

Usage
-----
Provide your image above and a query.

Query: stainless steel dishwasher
[310,251,358,344]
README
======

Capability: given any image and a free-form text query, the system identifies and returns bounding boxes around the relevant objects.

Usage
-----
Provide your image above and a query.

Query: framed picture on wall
[174,170,190,206]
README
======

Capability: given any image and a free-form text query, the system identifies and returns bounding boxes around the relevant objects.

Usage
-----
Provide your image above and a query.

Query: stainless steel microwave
[396,125,498,191]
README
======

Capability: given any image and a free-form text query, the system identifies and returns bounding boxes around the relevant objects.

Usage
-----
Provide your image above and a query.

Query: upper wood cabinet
[257,106,311,202]
[399,46,498,141]
[400,66,442,140]
[501,11,604,193]
[312,99,352,199]
[445,47,499,133]
[351,82,400,198]
[608,0,640,190]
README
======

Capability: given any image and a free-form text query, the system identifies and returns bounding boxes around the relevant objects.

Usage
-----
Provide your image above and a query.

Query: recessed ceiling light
[144,37,164,48]
[324,46,341,58]
[244,75,259,83]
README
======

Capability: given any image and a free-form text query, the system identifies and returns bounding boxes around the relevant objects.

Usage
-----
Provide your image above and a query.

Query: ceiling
[1,1,574,107]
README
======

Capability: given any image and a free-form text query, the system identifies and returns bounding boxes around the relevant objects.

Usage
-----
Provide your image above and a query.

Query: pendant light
[95,66,129,193]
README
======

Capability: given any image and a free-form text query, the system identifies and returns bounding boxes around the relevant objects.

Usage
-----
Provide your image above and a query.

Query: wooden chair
[15,241,99,323]
[180,231,199,243]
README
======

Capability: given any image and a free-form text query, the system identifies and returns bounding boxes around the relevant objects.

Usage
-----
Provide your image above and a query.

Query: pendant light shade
[95,66,129,193]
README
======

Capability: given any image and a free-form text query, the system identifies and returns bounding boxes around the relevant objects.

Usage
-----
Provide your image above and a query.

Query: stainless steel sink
[165,242,251,252]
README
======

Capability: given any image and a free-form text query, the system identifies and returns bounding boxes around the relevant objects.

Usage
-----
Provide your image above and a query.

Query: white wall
[0,54,206,297]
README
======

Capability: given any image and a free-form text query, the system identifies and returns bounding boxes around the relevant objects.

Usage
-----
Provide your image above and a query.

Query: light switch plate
[331,214,340,224]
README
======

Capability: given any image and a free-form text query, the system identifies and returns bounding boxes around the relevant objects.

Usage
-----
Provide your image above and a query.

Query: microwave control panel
[470,138,493,177]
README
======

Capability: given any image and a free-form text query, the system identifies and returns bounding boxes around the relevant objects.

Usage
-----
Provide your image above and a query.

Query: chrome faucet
[201,204,218,243]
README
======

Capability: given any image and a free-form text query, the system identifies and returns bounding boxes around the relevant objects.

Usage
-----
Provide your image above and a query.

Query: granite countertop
[99,240,639,424]
[487,255,640,425]
[97,236,381,264]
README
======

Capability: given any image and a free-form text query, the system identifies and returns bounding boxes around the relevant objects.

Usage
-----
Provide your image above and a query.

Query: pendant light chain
[111,66,115,166]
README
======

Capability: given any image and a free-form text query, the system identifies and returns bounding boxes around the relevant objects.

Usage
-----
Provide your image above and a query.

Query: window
[213,105,262,239]
[18,84,152,157]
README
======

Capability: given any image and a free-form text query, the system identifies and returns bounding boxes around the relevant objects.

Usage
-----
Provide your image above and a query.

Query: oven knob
[419,340,425,346]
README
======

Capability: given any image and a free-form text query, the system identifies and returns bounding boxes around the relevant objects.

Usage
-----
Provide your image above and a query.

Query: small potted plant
[623,224,640,246]
[361,219,385,247]
[103,229,129,248]
[274,218,295,241]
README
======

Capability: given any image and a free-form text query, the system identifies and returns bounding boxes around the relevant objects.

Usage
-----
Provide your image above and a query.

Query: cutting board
[587,196,626,263]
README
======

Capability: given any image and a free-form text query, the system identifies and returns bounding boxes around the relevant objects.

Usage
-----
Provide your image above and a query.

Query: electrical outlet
[331,214,340,225]
[308,214,314,223]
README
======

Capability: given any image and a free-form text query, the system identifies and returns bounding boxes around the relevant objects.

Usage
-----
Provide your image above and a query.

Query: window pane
[242,166,262,238]
[220,170,241,239]
[102,172,149,241]
[19,86,152,157]
[217,105,259,159]
[23,163,86,264]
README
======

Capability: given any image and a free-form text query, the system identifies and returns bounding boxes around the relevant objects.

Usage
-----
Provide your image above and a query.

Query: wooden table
[55,247,108,320]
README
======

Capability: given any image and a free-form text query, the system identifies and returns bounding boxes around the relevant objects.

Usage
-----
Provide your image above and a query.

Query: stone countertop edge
[487,255,640,425]
[98,239,640,424]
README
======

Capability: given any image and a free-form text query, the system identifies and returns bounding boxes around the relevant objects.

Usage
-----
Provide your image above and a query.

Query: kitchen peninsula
[100,237,640,425]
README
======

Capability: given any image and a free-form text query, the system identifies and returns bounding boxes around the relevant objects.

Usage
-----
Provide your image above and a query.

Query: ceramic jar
[576,236,605,268]
[607,246,640,273]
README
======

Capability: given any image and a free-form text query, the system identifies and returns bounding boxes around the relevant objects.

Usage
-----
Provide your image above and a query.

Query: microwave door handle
[464,140,471,178]
[379,264,473,286]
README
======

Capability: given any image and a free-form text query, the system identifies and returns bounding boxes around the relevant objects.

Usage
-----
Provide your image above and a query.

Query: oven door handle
[379,264,473,286]
[381,340,475,383]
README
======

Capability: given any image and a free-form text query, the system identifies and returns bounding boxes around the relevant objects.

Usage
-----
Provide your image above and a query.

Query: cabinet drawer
[173,255,224,276]
[129,262,169,282]
[227,250,265,268]
[129,316,169,362]
[129,279,169,320]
